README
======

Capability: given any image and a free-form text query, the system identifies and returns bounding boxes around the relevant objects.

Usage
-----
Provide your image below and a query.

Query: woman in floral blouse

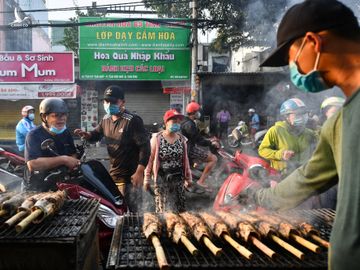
[144,109,192,213]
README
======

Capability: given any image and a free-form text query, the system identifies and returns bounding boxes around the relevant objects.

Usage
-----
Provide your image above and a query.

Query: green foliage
[143,0,288,53]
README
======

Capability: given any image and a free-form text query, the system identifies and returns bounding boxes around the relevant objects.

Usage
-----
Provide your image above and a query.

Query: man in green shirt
[247,1,360,269]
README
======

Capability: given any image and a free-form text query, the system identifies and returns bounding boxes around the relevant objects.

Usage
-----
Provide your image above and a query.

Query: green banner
[79,49,190,80]
[79,17,191,80]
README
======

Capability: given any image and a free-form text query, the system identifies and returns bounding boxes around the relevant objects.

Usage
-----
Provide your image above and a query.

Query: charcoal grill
[107,209,334,269]
[0,198,100,270]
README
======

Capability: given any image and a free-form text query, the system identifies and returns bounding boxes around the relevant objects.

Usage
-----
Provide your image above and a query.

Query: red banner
[163,87,191,94]
[0,52,74,83]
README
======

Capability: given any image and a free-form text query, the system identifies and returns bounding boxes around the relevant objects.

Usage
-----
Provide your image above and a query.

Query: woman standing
[144,109,192,213]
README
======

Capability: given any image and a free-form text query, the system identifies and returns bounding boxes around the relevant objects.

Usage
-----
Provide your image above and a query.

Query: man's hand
[211,140,221,149]
[131,165,145,188]
[74,129,91,140]
[61,155,81,170]
[282,150,295,161]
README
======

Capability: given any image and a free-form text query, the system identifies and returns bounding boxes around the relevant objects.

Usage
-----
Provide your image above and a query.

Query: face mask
[49,125,67,135]
[28,113,35,121]
[195,111,201,119]
[289,38,329,93]
[104,103,120,115]
[169,123,181,133]
[292,114,308,127]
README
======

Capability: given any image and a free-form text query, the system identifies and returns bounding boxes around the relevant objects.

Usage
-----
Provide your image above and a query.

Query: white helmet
[21,105,35,117]
[248,108,255,113]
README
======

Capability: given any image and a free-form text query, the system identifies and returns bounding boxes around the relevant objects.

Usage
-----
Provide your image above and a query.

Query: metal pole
[190,0,198,102]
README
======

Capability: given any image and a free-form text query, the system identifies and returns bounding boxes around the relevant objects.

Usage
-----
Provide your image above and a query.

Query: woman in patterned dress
[144,109,192,213]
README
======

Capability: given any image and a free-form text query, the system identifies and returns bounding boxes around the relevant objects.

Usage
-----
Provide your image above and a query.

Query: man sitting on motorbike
[24,98,80,191]
[258,98,318,177]
[181,101,219,190]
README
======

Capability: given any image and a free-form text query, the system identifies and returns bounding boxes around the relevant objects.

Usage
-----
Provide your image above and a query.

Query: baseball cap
[261,0,359,67]
[103,85,125,103]
[163,109,184,123]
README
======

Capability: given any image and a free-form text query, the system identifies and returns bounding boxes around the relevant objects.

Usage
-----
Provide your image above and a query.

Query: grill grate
[0,198,99,242]
[107,209,334,269]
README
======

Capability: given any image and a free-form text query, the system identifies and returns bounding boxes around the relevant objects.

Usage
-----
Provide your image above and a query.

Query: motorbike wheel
[227,136,239,148]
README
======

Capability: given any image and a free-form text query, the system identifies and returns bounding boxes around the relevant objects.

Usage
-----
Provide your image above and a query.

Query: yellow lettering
[128,32,133,39]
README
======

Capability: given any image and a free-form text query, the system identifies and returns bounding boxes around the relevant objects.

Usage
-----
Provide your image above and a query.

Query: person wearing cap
[16,105,36,152]
[24,98,79,191]
[74,85,150,213]
[181,101,219,191]
[239,1,360,269]
[144,109,192,213]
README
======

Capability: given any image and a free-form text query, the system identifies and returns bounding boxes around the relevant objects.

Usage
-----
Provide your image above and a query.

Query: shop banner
[0,84,78,99]
[0,52,74,83]
[79,49,190,80]
[79,18,190,81]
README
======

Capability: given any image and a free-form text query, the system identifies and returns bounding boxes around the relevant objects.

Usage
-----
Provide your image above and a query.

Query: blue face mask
[49,125,67,135]
[289,38,329,93]
[104,103,120,115]
[292,114,308,127]
[169,123,181,133]
[28,113,35,121]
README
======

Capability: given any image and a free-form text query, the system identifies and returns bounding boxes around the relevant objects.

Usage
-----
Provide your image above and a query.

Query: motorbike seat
[0,145,24,157]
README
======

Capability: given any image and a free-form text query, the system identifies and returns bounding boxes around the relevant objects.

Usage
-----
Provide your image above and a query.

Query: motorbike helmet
[248,108,255,113]
[21,105,35,117]
[320,96,345,112]
[280,98,307,115]
[39,98,69,116]
[186,101,200,114]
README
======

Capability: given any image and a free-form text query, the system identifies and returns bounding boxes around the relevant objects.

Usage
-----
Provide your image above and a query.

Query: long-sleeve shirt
[258,121,317,174]
[180,117,212,149]
[89,110,150,181]
[254,89,360,270]
[16,118,36,151]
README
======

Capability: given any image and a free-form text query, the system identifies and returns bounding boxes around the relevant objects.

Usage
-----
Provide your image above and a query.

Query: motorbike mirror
[41,138,56,151]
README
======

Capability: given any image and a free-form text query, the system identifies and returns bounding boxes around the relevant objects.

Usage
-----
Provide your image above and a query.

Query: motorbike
[0,145,25,177]
[227,122,268,150]
[213,149,280,212]
[39,138,127,258]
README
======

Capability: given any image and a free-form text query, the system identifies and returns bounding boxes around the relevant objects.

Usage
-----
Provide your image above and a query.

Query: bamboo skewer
[270,234,305,260]
[180,235,198,256]
[223,233,253,259]
[290,234,321,253]
[202,236,222,257]
[310,234,330,248]
[248,235,276,259]
[15,209,42,233]
[3,211,29,228]
[151,235,169,270]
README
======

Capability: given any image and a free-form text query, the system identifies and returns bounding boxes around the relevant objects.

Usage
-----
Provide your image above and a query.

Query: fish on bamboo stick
[0,192,34,217]
[232,211,305,260]
[15,190,67,233]
[143,213,169,270]
[4,192,47,228]
[163,212,198,256]
[216,211,276,259]
[199,211,253,259]
[249,211,321,253]
[275,212,330,248]
[180,212,222,257]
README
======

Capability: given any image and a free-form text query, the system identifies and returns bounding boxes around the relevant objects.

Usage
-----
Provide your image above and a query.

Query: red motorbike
[0,145,25,177]
[213,149,280,212]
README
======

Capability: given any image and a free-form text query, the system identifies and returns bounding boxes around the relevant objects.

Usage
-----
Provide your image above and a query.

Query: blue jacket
[16,118,36,151]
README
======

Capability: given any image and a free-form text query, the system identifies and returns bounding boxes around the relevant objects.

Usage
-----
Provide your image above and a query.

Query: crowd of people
[9,1,360,269]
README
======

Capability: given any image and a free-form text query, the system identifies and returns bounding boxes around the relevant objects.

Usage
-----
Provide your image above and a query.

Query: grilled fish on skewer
[143,213,169,270]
